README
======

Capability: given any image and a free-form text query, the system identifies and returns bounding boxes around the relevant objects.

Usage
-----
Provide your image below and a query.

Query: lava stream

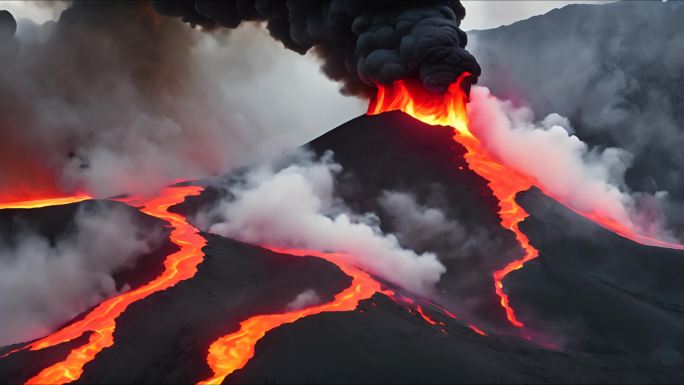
[197,247,388,385]
[368,74,684,329]
[368,74,537,327]
[3,185,206,385]
[0,195,92,210]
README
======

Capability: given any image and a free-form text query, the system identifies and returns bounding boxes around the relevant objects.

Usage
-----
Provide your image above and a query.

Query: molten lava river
[368,73,684,328]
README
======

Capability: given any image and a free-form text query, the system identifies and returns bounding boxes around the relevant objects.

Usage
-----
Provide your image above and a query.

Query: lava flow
[0,195,92,210]
[368,74,537,327]
[197,247,388,385]
[1,185,206,385]
[368,74,684,328]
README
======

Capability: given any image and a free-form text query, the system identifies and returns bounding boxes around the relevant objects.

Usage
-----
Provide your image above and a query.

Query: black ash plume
[153,0,481,96]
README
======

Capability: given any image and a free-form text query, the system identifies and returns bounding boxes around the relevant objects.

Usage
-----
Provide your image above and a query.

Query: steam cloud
[286,289,322,311]
[197,150,446,295]
[467,86,673,240]
[153,0,480,96]
[469,0,684,237]
[0,203,162,346]
[378,190,480,256]
[0,2,363,199]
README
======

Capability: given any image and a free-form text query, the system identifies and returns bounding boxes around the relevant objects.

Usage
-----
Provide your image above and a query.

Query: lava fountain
[367,74,684,328]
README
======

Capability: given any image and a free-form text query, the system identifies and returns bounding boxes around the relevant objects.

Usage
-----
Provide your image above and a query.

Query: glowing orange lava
[368,74,684,329]
[569,207,684,251]
[0,195,92,210]
[368,74,537,328]
[415,306,439,326]
[8,185,206,385]
[197,247,388,385]
[469,325,487,336]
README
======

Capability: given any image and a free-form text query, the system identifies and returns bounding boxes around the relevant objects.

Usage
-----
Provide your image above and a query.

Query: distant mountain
[470,0,684,233]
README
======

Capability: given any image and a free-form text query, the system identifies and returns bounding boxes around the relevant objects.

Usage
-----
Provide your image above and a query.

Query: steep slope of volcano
[507,188,684,361]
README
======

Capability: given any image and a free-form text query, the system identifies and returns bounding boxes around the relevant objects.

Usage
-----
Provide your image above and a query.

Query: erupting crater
[368,74,684,329]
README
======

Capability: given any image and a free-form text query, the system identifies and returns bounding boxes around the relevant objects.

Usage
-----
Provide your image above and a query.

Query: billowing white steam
[286,289,322,311]
[0,203,161,346]
[467,86,670,237]
[199,151,446,295]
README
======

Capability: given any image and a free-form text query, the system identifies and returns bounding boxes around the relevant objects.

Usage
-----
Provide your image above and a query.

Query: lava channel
[197,245,488,385]
[1,185,206,384]
[197,247,389,385]
[367,74,684,329]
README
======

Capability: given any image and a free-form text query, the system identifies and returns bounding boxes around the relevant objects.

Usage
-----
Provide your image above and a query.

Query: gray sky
[2,1,615,30]
[461,1,615,30]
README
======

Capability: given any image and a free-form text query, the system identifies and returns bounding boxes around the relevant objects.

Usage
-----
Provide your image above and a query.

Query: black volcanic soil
[0,233,350,385]
[74,234,351,384]
[229,293,682,384]
[0,333,92,384]
[508,188,684,362]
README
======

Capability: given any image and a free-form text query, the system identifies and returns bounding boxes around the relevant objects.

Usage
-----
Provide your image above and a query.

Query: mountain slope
[470,0,684,233]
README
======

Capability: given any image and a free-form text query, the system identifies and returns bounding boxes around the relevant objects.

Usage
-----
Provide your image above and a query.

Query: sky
[460,1,615,30]
[2,1,615,30]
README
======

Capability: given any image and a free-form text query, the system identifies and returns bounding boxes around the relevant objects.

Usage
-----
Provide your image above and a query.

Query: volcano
[2,111,684,384]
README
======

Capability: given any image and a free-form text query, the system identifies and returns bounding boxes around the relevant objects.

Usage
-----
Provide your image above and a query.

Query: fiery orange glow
[569,207,684,250]
[415,306,439,326]
[469,325,487,336]
[369,74,537,328]
[15,185,206,385]
[0,195,92,210]
[197,247,387,385]
[368,74,684,329]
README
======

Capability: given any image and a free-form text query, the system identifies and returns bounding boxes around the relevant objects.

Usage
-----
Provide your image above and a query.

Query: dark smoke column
[0,10,17,52]
[152,0,480,97]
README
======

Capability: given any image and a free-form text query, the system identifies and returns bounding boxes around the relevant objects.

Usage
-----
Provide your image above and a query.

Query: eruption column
[1,185,206,385]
